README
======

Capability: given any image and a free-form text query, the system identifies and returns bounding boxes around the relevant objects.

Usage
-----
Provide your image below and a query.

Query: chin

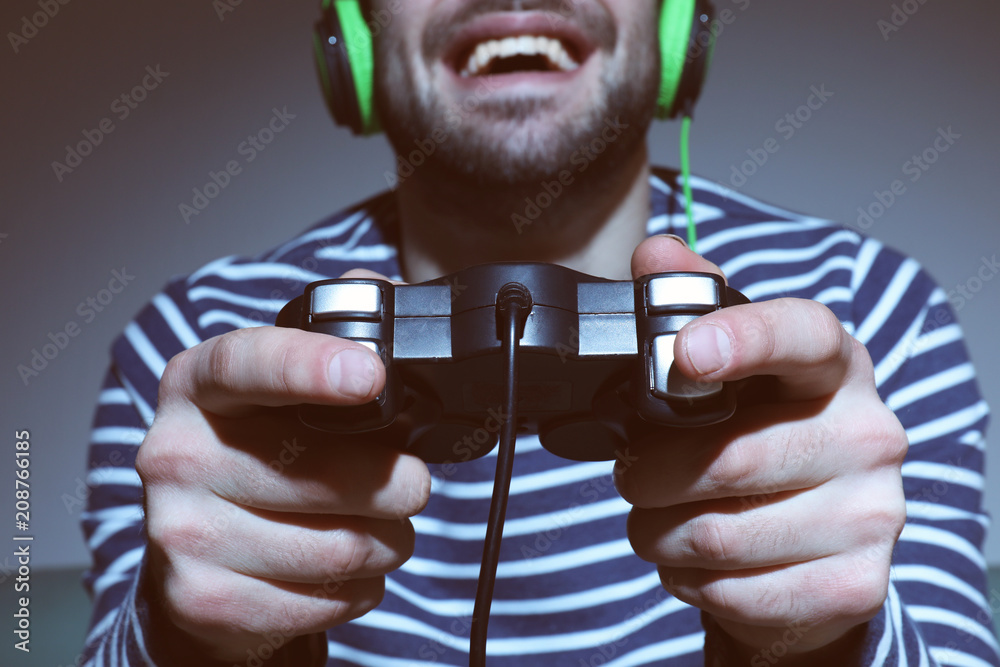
[378,57,656,188]
[454,115,649,188]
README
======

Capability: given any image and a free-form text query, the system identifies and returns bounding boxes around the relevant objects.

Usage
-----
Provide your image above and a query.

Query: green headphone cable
[679,114,697,253]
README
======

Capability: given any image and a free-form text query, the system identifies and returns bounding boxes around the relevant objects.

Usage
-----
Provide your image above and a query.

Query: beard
[374,1,660,190]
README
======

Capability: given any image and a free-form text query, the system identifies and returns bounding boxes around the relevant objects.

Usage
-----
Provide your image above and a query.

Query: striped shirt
[81,168,999,666]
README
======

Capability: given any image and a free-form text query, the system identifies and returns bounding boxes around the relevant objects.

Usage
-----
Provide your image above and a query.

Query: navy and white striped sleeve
[708,238,999,666]
[78,275,210,665]
[78,368,156,666]
[75,203,384,665]
[854,239,998,666]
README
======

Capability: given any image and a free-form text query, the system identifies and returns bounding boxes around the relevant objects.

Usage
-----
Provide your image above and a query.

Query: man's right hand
[135,324,431,661]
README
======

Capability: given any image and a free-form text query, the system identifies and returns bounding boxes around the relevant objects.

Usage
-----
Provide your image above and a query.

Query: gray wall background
[2,0,998,575]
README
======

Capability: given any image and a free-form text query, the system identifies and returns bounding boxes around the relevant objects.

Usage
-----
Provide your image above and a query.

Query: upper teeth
[460,35,579,77]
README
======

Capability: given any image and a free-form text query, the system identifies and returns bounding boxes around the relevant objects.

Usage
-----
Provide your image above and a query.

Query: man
[81,1,998,665]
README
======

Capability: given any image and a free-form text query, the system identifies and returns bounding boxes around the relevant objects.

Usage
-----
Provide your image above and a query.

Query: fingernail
[329,349,377,398]
[660,234,689,248]
[686,324,731,375]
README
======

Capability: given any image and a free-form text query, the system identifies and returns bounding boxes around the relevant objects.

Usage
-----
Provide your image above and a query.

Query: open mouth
[457,34,581,77]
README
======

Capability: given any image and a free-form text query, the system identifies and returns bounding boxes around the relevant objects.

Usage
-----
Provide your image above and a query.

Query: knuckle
[846,333,873,369]
[284,531,326,574]
[136,426,203,486]
[614,466,643,506]
[346,576,387,619]
[166,569,237,633]
[697,577,743,616]
[625,510,660,562]
[752,581,795,619]
[146,508,213,561]
[833,559,891,622]
[815,304,849,357]
[306,577,386,628]
[688,516,739,564]
[207,330,252,393]
[158,347,196,404]
[845,402,908,470]
[397,456,433,517]
[706,440,753,495]
[746,514,799,562]
[274,333,332,399]
[872,409,909,468]
[740,307,778,365]
[133,436,158,484]
[862,483,907,545]
[797,300,851,370]
[390,519,417,564]
[328,531,376,578]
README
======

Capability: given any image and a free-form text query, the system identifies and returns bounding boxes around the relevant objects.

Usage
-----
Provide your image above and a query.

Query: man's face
[371,0,660,186]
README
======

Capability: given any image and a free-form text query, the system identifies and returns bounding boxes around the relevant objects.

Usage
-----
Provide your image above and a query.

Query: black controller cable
[469,282,533,667]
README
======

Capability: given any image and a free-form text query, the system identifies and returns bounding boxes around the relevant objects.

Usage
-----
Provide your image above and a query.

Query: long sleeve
[79,368,154,665]
[859,239,998,665]
[703,236,999,666]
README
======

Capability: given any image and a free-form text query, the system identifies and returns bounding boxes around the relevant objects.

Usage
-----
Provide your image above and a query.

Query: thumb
[339,268,406,285]
[630,234,726,282]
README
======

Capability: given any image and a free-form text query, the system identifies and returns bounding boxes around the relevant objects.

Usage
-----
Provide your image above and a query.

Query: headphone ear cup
[657,0,715,119]
[314,0,379,135]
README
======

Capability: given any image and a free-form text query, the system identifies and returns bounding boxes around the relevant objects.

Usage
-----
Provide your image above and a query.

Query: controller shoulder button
[647,274,720,314]
[311,283,384,321]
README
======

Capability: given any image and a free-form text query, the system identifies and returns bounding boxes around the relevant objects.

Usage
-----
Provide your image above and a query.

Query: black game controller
[276,263,749,463]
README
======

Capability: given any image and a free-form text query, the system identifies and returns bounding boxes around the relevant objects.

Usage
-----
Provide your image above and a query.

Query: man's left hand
[618,235,908,658]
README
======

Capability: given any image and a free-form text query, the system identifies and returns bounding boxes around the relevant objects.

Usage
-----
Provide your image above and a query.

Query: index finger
[631,234,726,279]
[157,326,385,417]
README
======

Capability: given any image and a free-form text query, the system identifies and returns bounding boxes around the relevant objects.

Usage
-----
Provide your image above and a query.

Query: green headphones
[314,0,717,136]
